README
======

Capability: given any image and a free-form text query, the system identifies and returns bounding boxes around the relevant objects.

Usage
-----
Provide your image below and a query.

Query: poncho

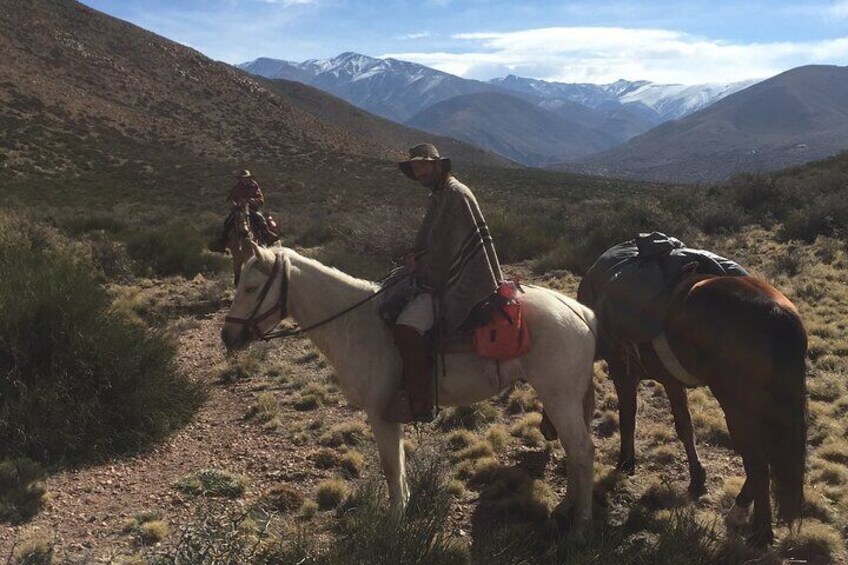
[412,176,502,332]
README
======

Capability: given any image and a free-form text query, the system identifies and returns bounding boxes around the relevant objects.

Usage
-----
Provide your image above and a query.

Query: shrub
[126,224,227,277]
[0,248,204,465]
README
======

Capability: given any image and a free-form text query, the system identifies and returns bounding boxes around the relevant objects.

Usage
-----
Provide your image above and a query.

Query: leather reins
[224,256,408,342]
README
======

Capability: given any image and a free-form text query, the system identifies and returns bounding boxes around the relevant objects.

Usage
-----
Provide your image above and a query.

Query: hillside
[569,65,848,183]
[407,92,617,167]
[259,77,515,169]
[0,0,510,219]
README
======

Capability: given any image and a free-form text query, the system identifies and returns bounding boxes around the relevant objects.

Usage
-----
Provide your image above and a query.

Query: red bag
[473,281,531,360]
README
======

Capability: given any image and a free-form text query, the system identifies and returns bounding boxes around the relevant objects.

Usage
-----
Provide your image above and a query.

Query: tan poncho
[412,176,502,331]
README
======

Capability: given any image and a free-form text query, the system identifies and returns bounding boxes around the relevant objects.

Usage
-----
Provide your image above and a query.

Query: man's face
[410,160,440,187]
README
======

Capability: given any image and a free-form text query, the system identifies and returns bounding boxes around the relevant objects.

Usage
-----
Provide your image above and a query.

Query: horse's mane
[279,247,379,293]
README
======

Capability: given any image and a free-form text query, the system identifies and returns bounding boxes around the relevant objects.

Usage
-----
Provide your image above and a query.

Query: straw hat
[235,169,252,179]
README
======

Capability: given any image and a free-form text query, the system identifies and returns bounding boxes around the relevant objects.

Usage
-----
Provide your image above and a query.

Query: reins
[226,255,409,342]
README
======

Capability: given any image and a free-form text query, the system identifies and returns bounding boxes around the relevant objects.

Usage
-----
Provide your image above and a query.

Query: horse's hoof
[687,481,707,499]
[615,459,636,476]
[724,504,750,531]
[747,528,775,548]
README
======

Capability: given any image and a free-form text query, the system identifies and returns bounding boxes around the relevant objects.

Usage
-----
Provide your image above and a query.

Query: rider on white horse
[387,143,503,423]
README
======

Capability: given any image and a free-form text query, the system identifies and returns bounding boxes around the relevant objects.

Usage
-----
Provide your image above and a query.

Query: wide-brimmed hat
[398,143,451,181]
[235,169,252,179]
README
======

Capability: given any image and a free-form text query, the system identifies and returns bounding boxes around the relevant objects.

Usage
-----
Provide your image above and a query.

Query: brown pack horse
[545,274,808,545]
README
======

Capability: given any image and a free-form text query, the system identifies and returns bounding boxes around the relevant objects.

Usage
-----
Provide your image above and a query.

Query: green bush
[0,248,205,465]
[126,224,227,277]
[780,193,848,242]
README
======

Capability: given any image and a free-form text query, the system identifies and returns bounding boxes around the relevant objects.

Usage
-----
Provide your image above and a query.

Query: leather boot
[385,324,434,423]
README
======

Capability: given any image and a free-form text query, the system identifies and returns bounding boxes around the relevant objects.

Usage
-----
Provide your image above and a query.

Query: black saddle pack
[578,232,748,345]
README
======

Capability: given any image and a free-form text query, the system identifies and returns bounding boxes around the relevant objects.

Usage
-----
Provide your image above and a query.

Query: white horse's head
[221,242,289,351]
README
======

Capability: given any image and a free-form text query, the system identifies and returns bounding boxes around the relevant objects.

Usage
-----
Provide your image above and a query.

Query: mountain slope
[0,0,511,213]
[568,65,848,183]
[259,77,515,167]
[407,92,617,166]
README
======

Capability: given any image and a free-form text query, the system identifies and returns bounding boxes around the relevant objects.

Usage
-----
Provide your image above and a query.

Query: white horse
[221,243,598,541]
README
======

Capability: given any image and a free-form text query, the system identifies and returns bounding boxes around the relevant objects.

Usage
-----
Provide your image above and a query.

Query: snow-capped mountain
[239,52,761,167]
[239,53,503,122]
[490,75,758,121]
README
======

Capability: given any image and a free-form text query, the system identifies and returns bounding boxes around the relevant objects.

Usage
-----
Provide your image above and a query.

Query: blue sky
[80,0,848,84]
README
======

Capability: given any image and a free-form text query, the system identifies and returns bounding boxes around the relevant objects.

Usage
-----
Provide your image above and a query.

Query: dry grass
[138,520,168,545]
[508,413,547,448]
[255,485,305,514]
[316,478,348,510]
[319,421,370,448]
[12,528,53,564]
[173,469,249,498]
[779,520,846,563]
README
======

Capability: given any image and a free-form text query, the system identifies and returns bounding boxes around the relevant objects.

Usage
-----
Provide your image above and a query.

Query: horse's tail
[765,305,808,525]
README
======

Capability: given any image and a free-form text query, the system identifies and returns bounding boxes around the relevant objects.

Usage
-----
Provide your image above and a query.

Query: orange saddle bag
[473,281,531,361]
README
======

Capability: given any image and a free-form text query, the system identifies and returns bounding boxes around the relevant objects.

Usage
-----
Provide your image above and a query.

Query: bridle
[224,256,289,338]
[224,255,409,342]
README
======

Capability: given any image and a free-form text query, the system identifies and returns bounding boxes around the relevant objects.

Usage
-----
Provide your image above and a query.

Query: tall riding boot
[385,324,434,423]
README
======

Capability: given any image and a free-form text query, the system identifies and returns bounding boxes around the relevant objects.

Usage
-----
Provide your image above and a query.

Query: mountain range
[239,53,757,167]
[569,65,848,183]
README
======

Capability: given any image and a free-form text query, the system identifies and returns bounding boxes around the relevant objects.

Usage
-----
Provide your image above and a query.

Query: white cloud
[830,0,848,18]
[383,26,848,84]
[398,32,433,40]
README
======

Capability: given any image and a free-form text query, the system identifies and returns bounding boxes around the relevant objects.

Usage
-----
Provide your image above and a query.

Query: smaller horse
[221,243,599,542]
[225,203,273,286]
[587,273,808,546]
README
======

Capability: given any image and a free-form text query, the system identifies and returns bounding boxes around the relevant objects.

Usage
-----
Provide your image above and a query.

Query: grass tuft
[316,478,348,510]
[173,469,249,498]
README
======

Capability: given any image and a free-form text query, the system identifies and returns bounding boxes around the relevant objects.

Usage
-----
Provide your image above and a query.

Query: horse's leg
[726,477,754,530]
[609,356,638,475]
[543,396,594,544]
[368,415,409,511]
[664,381,707,497]
[741,454,773,546]
[722,405,774,546]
